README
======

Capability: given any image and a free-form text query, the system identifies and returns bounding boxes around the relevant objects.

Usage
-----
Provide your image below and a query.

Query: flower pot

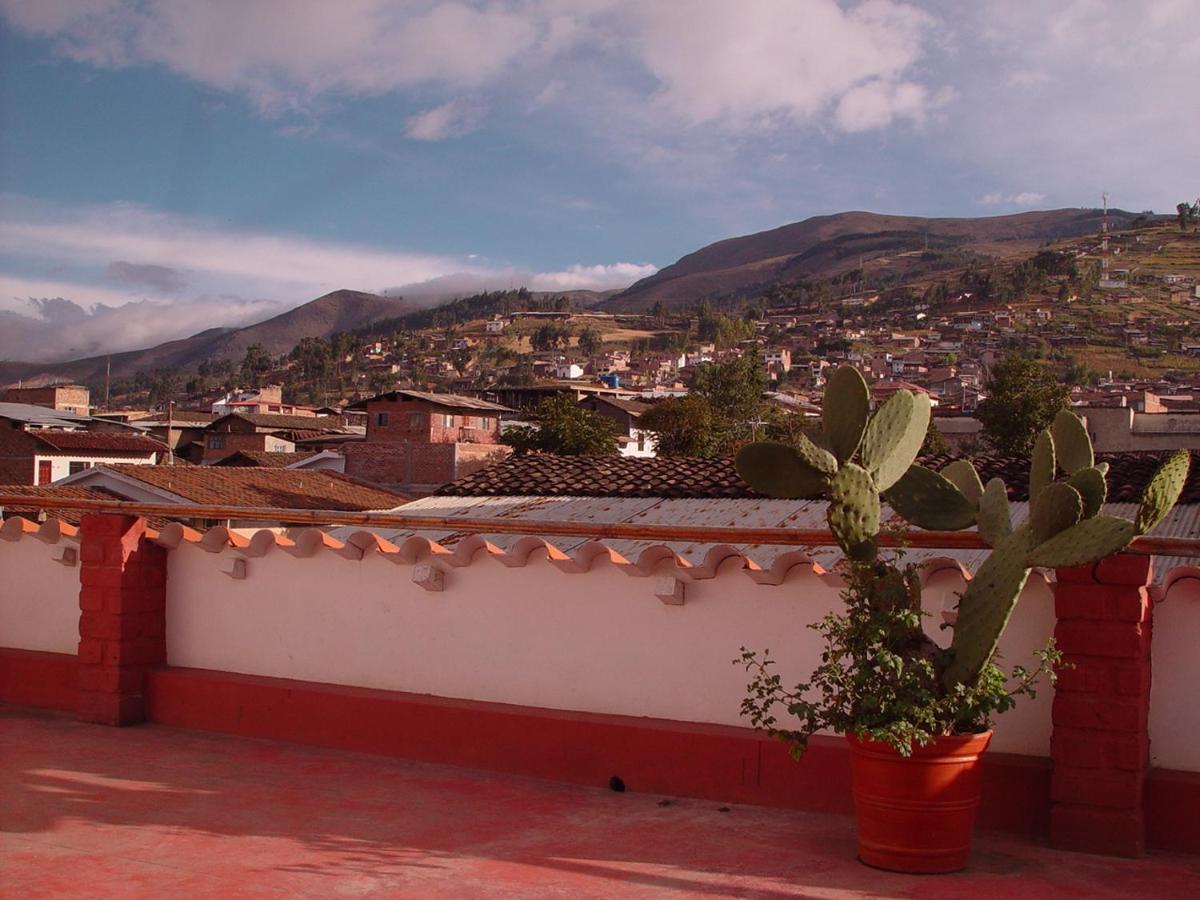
[846,730,992,874]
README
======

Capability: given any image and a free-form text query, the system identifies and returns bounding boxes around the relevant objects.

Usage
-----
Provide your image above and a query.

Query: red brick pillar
[77,515,167,726]
[1050,553,1154,857]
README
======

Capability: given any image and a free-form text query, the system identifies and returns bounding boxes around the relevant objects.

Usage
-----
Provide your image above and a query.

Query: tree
[577,326,602,356]
[239,343,272,387]
[640,395,717,457]
[692,350,767,451]
[501,394,618,456]
[976,354,1071,456]
[290,336,332,382]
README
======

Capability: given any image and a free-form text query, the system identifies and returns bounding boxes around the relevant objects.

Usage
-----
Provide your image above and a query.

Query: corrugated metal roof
[331,495,1196,581]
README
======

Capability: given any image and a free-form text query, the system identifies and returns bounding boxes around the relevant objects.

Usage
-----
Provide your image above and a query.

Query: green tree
[692,350,767,450]
[239,343,272,387]
[640,395,717,457]
[289,336,332,382]
[976,354,1071,456]
[501,394,618,455]
[577,326,602,356]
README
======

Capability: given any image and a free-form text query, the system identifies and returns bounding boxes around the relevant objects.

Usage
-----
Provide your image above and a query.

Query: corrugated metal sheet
[327,496,1200,582]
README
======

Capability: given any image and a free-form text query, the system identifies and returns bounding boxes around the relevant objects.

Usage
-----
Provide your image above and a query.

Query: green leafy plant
[735,365,1190,755]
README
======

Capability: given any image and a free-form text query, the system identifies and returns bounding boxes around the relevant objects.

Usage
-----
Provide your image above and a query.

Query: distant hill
[2,290,414,385]
[607,208,1143,310]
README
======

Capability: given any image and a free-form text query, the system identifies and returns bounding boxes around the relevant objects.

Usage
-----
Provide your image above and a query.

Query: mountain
[607,208,1143,310]
[2,290,414,385]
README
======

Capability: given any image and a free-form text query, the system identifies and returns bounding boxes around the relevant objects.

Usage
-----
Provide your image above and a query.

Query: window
[209,435,225,449]
[442,414,455,428]
[376,412,389,427]
[37,460,53,485]
[478,417,490,431]
[68,461,90,475]
[409,412,425,428]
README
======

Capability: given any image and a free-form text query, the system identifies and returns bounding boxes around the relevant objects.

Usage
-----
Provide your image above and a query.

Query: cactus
[976,478,1012,547]
[823,365,870,463]
[1052,409,1093,475]
[1136,449,1190,533]
[1029,481,1083,544]
[828,463,879,561]
[734,364,1192,697]
[884,464,977,531]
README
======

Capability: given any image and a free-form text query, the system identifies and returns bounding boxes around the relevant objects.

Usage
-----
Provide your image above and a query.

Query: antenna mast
[1101,192,1110,282]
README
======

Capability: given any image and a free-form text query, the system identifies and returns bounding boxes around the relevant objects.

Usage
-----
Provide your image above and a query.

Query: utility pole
[167,400,175,466]
[104,356,111,411]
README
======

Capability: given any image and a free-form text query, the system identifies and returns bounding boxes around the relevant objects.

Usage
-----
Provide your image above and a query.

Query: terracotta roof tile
[0,484,170,527]
[100,464,407,510]
[31,431,166,454]
[439,451,1200,503]
[212,451,320,468]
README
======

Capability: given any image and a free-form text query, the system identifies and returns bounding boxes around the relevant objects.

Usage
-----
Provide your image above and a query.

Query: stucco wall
[1149,578,1200,772]
[0,537,80,654]
[164,544,1057,756]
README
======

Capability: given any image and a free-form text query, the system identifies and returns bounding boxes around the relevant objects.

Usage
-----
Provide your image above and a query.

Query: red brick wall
[2,385,90,414]
[202,432,277,462]
[364,398,500,445]
[0,425,37,484]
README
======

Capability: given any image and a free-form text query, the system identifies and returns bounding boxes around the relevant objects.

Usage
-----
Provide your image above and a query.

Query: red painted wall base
[144,666,1050,836]
[1147,768,1200,855]
[0,647,78,712]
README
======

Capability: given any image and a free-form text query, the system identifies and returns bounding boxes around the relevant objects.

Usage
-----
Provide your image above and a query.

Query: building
[55,463,407,528]
[0,403,165,484]
[341,390,514,495]
[201,413,353,462]
[211,385,315,418]
[1,384,90,416]
[576,395,657,458]
[1081,404,1200,453]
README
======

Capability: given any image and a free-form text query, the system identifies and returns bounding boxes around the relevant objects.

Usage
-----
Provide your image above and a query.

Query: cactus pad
[735,442,827,499]
[1029,429,1055,498]
[827,463,880,561]
[861,389,931,491]
[977,477,1012,547]
[1068,466,1107,519]
[1029,481,1083,544]
[1052,409,1094,475]
[1135,449,1191,534]
[883,464,977,530]
[793,432,839,477]
[1025,516,1137,568]
[941,459,984,505]
[822,366,870,464]
[944,529,1034,688]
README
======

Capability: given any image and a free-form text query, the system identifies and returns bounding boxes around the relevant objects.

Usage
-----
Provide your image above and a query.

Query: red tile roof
[439,451,1200,503]
[0,484,170,527]
[212,451,320,468]
[30,430,166,454]
[100,464,407,510]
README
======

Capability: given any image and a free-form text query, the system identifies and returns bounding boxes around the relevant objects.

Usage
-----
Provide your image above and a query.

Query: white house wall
[0,534,80,654]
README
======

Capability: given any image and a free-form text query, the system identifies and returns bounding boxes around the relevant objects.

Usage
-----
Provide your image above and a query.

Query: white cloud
[0,195,656,358]
[978,191,1046,207]
[404,99,482,141]
[0,0,940,135]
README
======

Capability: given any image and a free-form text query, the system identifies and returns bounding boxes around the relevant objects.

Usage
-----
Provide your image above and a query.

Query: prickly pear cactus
[735,364,1192,693]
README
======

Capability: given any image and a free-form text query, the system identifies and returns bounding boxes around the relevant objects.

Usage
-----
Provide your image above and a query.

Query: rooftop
[30,430,166,454]
[437,451,1200,503]
[5,710,1197,898]
[62,464,407,511]
[348,389,512,413]
[211,450,320,468]
[213,412,350,432]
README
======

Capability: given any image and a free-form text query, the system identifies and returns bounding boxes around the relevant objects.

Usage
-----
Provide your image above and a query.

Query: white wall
[165,544,1055,756]
[0,537,80,654]
[38,454,154,485]
[1150,578,1200,772]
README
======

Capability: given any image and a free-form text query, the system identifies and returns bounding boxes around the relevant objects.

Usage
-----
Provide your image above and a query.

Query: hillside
[2,290,414,385]
[608,208,1144,310]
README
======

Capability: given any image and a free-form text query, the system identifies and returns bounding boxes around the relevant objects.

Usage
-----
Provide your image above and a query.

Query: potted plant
[734,365,1189,873]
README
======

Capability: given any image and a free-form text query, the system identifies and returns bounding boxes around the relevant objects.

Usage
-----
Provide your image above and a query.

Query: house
[576,395,656,458]
[484,316,509,334]
[210,449,345,472]
[211,385,315,418]
[341,390,513,495]
[55,463,407,528]
[0,403,165,485]
[1,384,91,415]
[552,362,585,380]
[201,413,352,462]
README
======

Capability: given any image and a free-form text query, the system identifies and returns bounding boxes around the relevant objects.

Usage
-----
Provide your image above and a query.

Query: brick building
[201,413,353,462]
[343,390,512,495]
[0,426,164,485]
[2,384,90,415]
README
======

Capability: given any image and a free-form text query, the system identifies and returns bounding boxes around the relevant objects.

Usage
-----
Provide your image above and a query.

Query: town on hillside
[2,212,1200,513]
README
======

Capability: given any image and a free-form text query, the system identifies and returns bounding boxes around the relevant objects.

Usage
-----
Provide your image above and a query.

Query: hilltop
[607,208,1145,310]
[1,290,414,385]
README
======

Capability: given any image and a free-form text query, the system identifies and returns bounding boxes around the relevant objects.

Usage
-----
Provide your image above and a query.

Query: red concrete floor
[3,707,1199,899]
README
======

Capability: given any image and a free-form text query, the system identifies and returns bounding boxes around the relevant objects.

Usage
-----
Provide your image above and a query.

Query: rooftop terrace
[5,709,1200,899]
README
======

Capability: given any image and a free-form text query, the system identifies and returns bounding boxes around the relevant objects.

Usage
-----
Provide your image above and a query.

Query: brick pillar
[1050,553,1154,857]
[77,515,167,726]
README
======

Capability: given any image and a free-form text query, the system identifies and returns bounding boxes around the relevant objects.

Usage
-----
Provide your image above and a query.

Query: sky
[1,0,1197,362]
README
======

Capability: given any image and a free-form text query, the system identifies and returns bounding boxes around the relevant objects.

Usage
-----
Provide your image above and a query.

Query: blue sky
[1,0,1197,361]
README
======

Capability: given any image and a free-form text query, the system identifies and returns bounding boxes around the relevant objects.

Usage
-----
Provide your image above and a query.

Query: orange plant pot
[846,730,992,873]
